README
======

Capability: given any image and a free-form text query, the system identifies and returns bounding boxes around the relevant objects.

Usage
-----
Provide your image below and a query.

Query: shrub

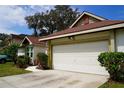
[17,56,30,68]
[98,52,124,81]
[2,43,19,64]
[37,53,48,69]
[24,56,30,65]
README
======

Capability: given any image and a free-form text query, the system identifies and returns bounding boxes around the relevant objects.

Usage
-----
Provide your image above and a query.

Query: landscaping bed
[99,80,124,88]
[98,52,124,88]
[0,62,31,77]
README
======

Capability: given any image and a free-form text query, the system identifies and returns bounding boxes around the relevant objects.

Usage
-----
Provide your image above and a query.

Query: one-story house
[18,36,47,65]
[10,34,24,45]
[39,11,124,75]
[0,34,24,51]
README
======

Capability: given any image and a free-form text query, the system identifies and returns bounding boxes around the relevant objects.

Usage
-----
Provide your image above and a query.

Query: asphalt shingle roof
[39,20,124,41]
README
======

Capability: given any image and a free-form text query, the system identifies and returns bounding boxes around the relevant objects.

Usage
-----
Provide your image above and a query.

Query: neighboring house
[39,11,124,75]
[10,34,23,45]
[18,36,47,65]
[0,34,22,51]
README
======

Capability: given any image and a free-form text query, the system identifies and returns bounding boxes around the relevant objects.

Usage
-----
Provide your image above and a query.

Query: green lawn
[99,80,124,88]
[0,62,31,77]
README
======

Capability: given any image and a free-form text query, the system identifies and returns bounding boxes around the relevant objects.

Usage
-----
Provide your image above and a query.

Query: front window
[30,52,33,57]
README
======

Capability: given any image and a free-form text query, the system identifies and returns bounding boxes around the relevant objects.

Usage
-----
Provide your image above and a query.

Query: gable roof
[39,20,124,41]
[11,34,24,44]
[21,36,46,47]
[70,11,107,28]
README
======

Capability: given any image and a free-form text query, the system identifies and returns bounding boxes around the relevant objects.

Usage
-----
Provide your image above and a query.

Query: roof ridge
[70,11,107,28]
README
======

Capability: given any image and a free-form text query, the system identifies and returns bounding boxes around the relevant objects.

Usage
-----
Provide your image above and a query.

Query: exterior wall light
[68,36,75,40]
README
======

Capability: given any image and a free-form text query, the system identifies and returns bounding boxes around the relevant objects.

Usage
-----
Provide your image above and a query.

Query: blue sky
[1,5,124,35]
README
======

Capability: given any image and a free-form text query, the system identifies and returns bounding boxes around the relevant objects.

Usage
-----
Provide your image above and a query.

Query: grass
[0,62,31,77]
[99,80,124,88]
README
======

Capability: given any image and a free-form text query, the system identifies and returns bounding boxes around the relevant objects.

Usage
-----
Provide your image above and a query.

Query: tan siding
[89,16,100,23]
[73,15,100,27]
[48,41,52,68]
[51,31,110,45]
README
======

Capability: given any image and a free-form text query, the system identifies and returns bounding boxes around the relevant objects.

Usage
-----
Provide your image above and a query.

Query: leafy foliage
[0,33,10,48]
[25,13,43,36]
[3,43,19,64]
[17,56,30,68]
[98,52,124,81]
[37,53,48,69]
[25,5,80,36]
[99,80,124,88]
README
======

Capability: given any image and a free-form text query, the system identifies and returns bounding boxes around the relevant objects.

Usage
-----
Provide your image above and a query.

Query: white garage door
[116,31,124,52]
[53,41,109,75]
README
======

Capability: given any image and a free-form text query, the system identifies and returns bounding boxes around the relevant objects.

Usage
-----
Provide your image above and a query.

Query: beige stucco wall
[33,46,47,61]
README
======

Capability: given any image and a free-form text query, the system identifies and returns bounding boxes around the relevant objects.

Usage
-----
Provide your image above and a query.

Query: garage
[39,12,124,76]
[53,41,109,75]
[116,30,124,52]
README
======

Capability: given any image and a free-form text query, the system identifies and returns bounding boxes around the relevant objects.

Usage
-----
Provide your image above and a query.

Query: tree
[52,5,79,33]
[25,5,80,36]
[25,13,43,36]
[39,29,48,36]
[4,43,19,64]
[0,33,10,47]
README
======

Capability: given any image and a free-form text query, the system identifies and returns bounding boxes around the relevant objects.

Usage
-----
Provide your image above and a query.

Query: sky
[0,5,124,35]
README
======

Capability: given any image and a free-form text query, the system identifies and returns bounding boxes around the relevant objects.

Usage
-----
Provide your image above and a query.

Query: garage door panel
[53,42,108,53]
[53,41,109,75]
[116,31,124,52]
[54,52,102,65]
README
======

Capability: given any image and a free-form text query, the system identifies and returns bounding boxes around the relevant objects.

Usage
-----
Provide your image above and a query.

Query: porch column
[48,41,52,69]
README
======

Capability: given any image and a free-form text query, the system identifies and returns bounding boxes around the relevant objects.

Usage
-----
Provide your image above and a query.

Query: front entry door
[26,46,33,65]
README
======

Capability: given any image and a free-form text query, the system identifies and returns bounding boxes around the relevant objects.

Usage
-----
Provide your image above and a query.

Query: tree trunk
[13,57,17,64]
[13,59,17,64]
[33,28,38,36]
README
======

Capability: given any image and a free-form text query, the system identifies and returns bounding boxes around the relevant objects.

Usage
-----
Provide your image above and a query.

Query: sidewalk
[25,66,43,72]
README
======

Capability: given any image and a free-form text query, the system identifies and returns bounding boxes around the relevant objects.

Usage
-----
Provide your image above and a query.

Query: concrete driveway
[0,70,108,88]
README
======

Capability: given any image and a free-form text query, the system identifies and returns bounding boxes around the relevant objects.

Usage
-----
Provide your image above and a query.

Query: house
[0,34,23,51]
[18,36,47,65]
[10,34,24,45]
[39,11,124,75]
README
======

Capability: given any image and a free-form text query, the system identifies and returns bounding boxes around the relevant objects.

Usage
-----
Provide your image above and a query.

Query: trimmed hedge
[98,52,124,81]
